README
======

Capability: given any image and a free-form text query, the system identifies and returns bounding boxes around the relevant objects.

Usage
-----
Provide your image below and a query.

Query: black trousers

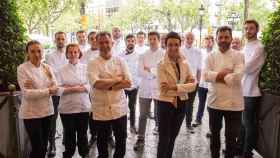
[24,115,52,158]
[124,88,138,127]
[185,86,197,127]
[89,112,97,138]
[49,96,60,144]
[60,112,89,158]
[157,98,187,158]
[95,115,127,158]
[208,107,242,158]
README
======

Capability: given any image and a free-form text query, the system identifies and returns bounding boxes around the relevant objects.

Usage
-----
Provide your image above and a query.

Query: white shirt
[138,48,165,99]
[199,49,212,88]
[112,38,125,56]
[87,55,132,121]
[17,62,57,119]
[119,50,140,90]
[79,43,90,55]
[80,49,99,64]
[204,49,244,111]
[57,63,91,114]
[45,48,68,78]
[242,40,265,97]
[135,44,149,54]
[181,46,202,81]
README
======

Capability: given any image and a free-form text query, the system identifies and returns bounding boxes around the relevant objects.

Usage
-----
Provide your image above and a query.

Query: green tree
[154,0,176,31]
[0,0,26,91]
[103,0,154,32]
[260,4,280,95]
[17,0,79,35]
[173,0,203,33]
[219,0,274,31]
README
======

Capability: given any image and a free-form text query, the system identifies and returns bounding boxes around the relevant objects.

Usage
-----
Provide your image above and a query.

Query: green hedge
[0,0,26,91]
[260,5,280,95]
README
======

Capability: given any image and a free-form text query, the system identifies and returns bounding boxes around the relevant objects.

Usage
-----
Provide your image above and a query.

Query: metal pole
[199,15,203,48]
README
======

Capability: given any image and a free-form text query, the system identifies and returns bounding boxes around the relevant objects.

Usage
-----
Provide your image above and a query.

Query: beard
[127,45,134,53]
[218,42,231,51]
[100,47,111,53]
[246,33,257,40]
[100,51,112,60]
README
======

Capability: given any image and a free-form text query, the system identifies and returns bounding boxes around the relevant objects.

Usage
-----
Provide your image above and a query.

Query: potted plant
[0,0,29,157]
[257,4,280,158]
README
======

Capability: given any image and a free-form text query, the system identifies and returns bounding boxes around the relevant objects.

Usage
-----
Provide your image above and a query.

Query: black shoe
[133,139,145,151]
[206,132,212,138]
[47,143,56,157]
[192,120,202,127]
[108,137,115,148]
[89,135,97,147]
[130,126,137,134]
[187,125,195,134]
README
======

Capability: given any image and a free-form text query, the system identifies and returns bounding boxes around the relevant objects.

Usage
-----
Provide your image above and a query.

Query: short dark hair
[148,31,160,40]
[96,31,111,41]
[125,34,135,41]
[25,40,41,52]
[244,19,259,31]
[88,31,97,39]
[76,30,86,36]
[137,31,146,37]
[54,31,66,38]
[216,26,232,37]
[165,31,181,46]
[65,43,82,59]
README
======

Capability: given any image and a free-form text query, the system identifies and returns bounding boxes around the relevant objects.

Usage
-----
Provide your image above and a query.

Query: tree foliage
[218,0,274,31]
[17,0,85,35]
[104,0,205,32]
[103,0,154,32]
[16,0,276,35]
[0,0,27,91]
[259,5,280,95]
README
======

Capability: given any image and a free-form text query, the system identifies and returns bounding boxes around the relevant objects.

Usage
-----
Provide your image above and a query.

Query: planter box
[0,92,30,158]
[257,92,280,158]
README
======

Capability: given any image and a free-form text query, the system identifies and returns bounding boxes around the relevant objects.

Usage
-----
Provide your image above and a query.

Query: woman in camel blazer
[156,32,196,158]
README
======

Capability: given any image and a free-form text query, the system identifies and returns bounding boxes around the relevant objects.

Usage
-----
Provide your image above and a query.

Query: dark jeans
[157,98,187,158]
[208,107,242,158]
[125,88,138,127]
[24,115,52,158]
[195,87,208,122]
[240,97,261,154]
[89,112,97,138]
[95,115,127,158]
[60,112,89,158]
[49,96,60,145]
[185,86,197,127]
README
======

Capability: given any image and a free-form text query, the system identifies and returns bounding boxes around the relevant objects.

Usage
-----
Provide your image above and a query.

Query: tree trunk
[45,23,50,36]
[80,2,86,15]
[242,0,249,42]
[244,0,249,21]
